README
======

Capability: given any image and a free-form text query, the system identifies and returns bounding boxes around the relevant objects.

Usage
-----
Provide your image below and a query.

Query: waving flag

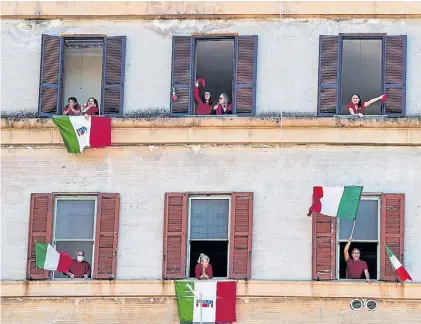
[386,245,412,282]
[175,280,236,323]
[36,242,72,272]
[308,186,363,219]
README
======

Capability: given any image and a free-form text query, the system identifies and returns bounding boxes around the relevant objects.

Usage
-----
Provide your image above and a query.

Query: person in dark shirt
[65,250,91,279]
[344,236,371,283]
[195,253,213,280]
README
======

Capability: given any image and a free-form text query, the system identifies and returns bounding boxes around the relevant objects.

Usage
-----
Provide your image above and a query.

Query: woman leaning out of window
[348,93,386,117]
[81,97,100,115]
[212,93,232,115]
[63,97,81,115]
[195,253,213,280]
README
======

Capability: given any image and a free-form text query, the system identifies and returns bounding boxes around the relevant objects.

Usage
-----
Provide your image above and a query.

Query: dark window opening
[189,240,228,278]
[62,38,103,114]
[341,39,383,115]
[339,242,378,280]
[194,39,235,115]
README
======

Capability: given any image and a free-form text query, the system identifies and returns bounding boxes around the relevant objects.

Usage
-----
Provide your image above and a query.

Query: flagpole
[350,219,356,237]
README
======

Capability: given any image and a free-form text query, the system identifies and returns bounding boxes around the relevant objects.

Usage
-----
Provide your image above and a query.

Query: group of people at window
[63,97,100,116]
[194,78,232,115]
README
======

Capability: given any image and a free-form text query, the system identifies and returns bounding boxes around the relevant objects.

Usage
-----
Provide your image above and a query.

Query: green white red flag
[35,242,72,272]
[52,116,111,153]
[174,280,236,323]
[386,245,412,282]
[308,186,363,219]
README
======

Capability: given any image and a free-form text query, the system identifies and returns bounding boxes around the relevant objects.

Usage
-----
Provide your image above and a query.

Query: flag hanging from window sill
[308,186,363,219]
[386,245,412,282]
[175,280,236,323]
[52,116,111,154]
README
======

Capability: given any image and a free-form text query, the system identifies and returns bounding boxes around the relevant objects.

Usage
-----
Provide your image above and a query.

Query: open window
[337,197,380,280]
[317,34,407,116]
[162,192,253,280]
[170,36,258,116]
[38,35,126,117]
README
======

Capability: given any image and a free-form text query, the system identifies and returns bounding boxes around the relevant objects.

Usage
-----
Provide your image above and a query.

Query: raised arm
[363,95,385,108]
[344,236,352,261]
[194,82,203,104]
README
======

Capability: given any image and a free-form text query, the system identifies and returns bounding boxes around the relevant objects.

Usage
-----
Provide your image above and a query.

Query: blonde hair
[197,253,210,264]
[219,93,229,107]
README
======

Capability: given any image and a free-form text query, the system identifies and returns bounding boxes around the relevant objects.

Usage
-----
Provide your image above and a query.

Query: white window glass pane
[339,200,378,240]
[190,199,229,240]
[54,241,93,278]
[55,200,95,240]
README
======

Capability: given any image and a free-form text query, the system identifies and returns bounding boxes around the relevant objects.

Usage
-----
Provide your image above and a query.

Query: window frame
[186,194,232,279]
[52,195,98,279]
[335,195,381,280]
[190,35,237,115]
[61,35,105,115]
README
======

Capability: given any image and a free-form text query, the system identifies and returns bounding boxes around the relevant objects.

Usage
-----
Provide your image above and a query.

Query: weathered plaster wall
[1,145,420,281]
[2,19,421,116]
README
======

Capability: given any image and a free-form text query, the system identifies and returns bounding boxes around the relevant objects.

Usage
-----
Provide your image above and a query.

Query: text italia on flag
[35,242,72,272]
[386,245,412,282]
[52,116,111,154]
[308,186,363,219]
[175,280,236,323]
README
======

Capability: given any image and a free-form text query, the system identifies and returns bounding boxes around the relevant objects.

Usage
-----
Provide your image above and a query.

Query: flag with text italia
[175,280,236,323]
[308,186,363,219]
[52,116,111,153]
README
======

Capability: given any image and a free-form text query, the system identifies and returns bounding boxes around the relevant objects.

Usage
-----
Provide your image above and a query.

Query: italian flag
[52,116,111,154]
[308,186,363,218]
[386,245,412,282]
[175,280,236,323]
[35,242,72,272]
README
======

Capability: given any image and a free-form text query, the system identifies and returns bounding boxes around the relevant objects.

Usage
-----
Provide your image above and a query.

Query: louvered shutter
[317,36,340,116]
[102,36,126,116]
[162,193,188,279]
[383,36,407,116]
[312,213,336,280]
[380,194,405,281]
[94,193,120,279]
[38,35,63,116]
[27,194,53,279]
[234,36,258,116]
[229,192,253,279]
[170,37,192,115]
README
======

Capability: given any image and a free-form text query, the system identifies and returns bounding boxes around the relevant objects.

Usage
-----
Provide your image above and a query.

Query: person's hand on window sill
[358,113,364,117]
[366,279,372,284]
[69,273,75,279]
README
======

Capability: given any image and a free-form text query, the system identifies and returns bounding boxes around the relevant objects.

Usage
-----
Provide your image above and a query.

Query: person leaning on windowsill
[195,253,213,280]
[64,250,91,279]
[344,236,371,283]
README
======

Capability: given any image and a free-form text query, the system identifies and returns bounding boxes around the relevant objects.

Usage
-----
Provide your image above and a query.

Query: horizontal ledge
[1,280,420,299]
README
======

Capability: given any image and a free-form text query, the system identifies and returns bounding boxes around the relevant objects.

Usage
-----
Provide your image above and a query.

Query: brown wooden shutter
[27,193,53,280]
[234,36,258,116]
[229,192,253,279]
[162,193,188,279]
[94,193,120,279]
[317,36,340,116]
[380,193,405,281]
[312,214,336,280]
[102,36,126,116]
[38,35,63,116]
[383,36,407,116]
[170,37,192,115]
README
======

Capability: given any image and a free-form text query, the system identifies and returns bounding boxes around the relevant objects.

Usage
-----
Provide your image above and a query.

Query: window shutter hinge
[114,232,117,236]
[114,249,117,256]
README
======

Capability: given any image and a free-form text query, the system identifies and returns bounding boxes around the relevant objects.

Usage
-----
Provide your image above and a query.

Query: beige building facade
[1,2,421,323]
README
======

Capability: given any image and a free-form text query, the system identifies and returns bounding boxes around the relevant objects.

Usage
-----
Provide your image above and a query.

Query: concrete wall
[1,145,420,281]
[2,19,421,116]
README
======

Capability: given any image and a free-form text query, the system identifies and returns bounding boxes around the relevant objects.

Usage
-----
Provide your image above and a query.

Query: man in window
[65,250,91,279]
[344,236,371,283]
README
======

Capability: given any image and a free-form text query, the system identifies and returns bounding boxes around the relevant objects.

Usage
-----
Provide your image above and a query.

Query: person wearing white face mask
[65,250,91,279]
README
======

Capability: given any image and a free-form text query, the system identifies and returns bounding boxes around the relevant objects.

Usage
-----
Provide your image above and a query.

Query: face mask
[77,256,84,262]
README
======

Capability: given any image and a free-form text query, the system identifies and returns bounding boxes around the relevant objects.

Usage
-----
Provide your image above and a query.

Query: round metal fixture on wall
[365,299,378,311]
[350,298,364,311]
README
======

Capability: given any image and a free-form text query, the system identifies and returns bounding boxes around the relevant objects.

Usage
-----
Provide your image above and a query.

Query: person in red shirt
[195,253,213,280]
[212,93,232,115]
[194,80,213,115]
[348,93,386,117]
[65,250,91,279]
[81,97,100,115]
[344,236,371,283]
[63,97,81,116]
